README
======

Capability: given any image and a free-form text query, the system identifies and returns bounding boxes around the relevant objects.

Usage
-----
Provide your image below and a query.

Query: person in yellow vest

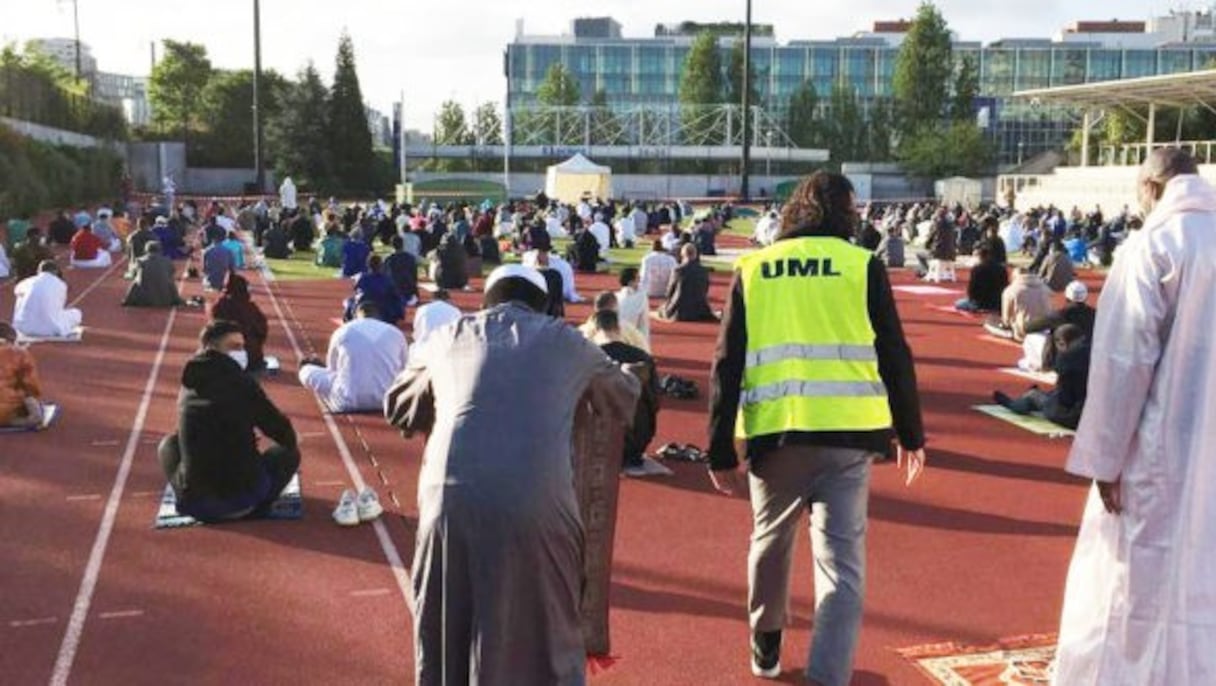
[707,171,926,685]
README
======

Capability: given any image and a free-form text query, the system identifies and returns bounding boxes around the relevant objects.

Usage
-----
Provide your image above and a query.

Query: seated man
[69,223,112,269]
[533,251,566,318]
[152,216,190,260]
[578,291,649,352]
[300,300,408,413]
[568,229,601,273]
[209,273,270,373]
[994,324,1090,430]
[159,320,300,522]
[955,245,1008,313]
[1019,280,1096,372]
[875,224,905,268]
[92,209,123,252]
[693,220,717,257]
[123,242,185,308]
[657,244,718,322]
[0,321,46,429]
[13,261,82,338]
[984,267,1052,341]
[12,227,54,282]
[289,211,315,252]
[316,227,346,268]
[345,254,404,324]
[221,231,247,270]
[262,219,292,260]
[639,240,678,299]
[412,289,462,346]
[1037,238,1075,293]
[431,233,469,289]
[588,310,670,477]
[615,267,650,347]
[341,234,372,278]
[202,238,235,291]
[125,219,156,278]
[383,235,419,307]
[588,214,611,257]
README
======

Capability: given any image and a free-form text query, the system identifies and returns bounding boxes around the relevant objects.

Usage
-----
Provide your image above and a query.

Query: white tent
[545,154,612,204]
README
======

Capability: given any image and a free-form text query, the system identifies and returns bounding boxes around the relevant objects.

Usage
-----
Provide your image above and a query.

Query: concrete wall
[126,142,274,195]
[0,116,106,149]
[182,168,276,196]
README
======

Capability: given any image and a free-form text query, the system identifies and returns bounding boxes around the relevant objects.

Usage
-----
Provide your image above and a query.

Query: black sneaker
[751,629,782,679]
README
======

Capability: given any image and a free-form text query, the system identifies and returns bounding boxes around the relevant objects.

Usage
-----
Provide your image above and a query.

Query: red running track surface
[0,246,1101,685]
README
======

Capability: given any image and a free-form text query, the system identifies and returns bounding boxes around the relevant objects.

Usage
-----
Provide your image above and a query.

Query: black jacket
[173,350,296,503]
[708,248,924,470]
[263,225,291,259]
[660,260,717,322]
[1045,339,1091,430]
[967,261,1009,311]
[600,341,659,463]
[1025,302,1096,339]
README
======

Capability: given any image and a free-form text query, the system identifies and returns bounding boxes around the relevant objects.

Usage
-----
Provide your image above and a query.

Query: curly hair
[778,171,858,241]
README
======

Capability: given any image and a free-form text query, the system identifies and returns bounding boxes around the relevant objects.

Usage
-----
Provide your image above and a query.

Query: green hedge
[0,125,123,218]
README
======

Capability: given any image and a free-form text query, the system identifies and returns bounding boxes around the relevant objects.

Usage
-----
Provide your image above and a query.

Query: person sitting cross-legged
[344,254,404,324]
[300,300,408,413]
[578,291,649,352]
[639,239,678,299]
[588,310,670,477]
[11,227,54,282]
[13,261,82,339]
[209,274,270,374]
[412,289,462,347]
[382,234,419,307]
[158,320,300,523]
[69,223,112,269]
[954,245,1008,313]
[221,231,247,270]
[0,321,46,429]
[316,226,346,268]
[993,323,1091,430]
[122,241,185,308]
[657,244,718,322]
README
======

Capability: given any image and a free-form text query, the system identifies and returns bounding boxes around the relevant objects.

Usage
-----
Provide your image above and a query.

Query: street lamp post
[72,0,82,80]
[740,0,753,202]
[252,0,266,194]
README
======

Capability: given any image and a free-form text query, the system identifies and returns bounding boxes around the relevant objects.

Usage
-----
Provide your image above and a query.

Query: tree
[678,32,724,144]
[826,81,865,163]
[951,54,979,123]
[536,63,581,107]
[194,69,288,168]
[326,32,377,193]
[867,98,895,161]
[267,63,332,190]
[434,100,472,145]
[899,121,991,178]
[588,89,624,145]
[892,2,952,137]
[149,40,212,139]
[785,80,820,148]
[726,39,760,107]
[471,102,503,145]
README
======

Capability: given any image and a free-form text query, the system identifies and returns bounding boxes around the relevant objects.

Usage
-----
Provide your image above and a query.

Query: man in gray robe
[122,242,184,308]
[385,264,638,686]
[1054,148,1216,684]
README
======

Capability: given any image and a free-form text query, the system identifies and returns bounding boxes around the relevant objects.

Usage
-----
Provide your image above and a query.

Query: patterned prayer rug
[898,633,1057,685]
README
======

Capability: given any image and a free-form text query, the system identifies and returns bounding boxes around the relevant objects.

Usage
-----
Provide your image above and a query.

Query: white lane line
[349,588,391,598]
[68,256,127,308]
[313,480,347,488]
[89,440,120,447]
[11,617,57,628]
[256,262,413,613]
[49,305,179,686]
[65,494,102,502]
[127,490,161,498]
[97,610,144,620]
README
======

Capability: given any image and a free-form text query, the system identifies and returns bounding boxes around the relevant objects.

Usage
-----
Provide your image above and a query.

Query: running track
[0,238,1101,685]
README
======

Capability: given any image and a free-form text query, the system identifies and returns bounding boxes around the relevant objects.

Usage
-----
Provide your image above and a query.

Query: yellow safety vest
[735,236,893,439]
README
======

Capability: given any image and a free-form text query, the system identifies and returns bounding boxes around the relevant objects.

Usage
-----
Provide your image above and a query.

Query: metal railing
[1098,140,1216,166]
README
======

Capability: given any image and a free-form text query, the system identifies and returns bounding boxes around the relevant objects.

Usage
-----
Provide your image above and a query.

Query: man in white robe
[588,214,611,258]
[299,301,407,413]
[13,261,82,338]
[1054,148,1216,685]
[523,249,584,303]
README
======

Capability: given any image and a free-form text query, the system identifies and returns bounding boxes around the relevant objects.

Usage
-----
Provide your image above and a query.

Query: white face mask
[226,349,249,370]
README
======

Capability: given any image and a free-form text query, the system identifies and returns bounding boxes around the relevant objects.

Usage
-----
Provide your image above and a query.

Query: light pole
[740,0,753,202]
[252,0,265,193]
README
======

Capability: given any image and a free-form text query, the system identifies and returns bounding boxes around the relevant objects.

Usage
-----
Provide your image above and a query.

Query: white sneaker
[332,489,360,527]
[623,456,675,478]
[356,487,384,522]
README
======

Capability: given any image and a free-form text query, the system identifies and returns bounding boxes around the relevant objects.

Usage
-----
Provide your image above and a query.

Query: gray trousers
[748,445,872,686]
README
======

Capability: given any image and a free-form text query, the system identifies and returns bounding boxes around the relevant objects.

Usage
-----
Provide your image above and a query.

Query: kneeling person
[0,322,46,428]
[159,321,299,522]
[300,300,408,412]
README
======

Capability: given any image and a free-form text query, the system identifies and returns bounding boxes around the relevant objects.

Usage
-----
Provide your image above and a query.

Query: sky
[0,0,1178,129]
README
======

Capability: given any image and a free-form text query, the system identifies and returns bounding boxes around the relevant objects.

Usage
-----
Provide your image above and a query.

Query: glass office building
[506,19,1216,165]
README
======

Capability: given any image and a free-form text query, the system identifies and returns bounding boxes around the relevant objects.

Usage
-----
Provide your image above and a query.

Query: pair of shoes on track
[332,487,383,526]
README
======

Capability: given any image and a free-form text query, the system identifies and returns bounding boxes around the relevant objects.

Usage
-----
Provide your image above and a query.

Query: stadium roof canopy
[1013,69,1216,110]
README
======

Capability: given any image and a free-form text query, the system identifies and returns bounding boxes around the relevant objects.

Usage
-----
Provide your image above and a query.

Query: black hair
[368,253,383,271]
[619,266,638,287]
[593,309,620,333]
[433,288,451,301]
[594,291,617,310]
[0,321,15,343]
[200,320,243,348]
[391,234,403,251]
[355,299,380,318]
[484,278,548,312]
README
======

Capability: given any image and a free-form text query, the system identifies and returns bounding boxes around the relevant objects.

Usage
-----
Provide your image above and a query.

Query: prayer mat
[973,405,1074,438]
[17,327,84,344]
[999,367,1058,386]
[977,333,1022,349]
[898,633,1057,685]
[926,303,979,319]
[0,403,60,433]
[154,473,302,529]
[892,284,963,296]
[572,395,626,656]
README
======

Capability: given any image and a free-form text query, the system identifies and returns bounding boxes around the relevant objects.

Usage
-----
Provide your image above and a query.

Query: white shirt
[522,250,582,303]
[631,207,649,234]
[546,216,567,239]
[13,272,79,337]
[616,285,650,342]
[323,317,408,412]
[413,299,462,345]
[753,216,774,244]
[216,214,236,232]
[589,221,611,257]
[577,202,592,221]
[615,216,636,245]
[639,251,678,298]
[660,230,680,253]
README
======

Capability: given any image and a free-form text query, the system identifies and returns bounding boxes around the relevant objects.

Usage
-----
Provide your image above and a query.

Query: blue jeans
[748,445,871,686]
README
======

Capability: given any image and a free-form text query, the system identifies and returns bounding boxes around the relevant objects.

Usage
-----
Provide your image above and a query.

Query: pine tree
[434,100,472,145]
[471,102,503,145]
[726,39,760,107]
[326,32,377,193]
[536,63,581,107]
[785,80,819,148]
[892,2,953,136]
[951,54,980,123]
[267,63,332,190]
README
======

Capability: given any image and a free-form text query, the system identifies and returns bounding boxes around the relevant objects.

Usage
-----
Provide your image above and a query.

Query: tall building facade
[506,11,1216,166]
[25,37,152,127]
